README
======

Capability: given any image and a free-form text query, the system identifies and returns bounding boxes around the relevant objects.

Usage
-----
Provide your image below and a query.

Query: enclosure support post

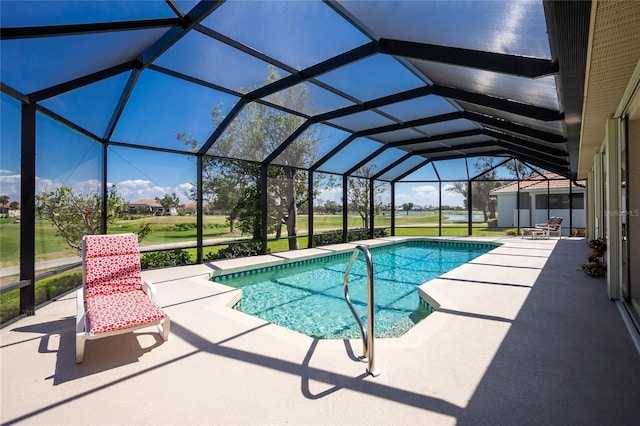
[390,183,395,236]
[196,155,204,263]
[438,181,442,236]
[467,181,473,236]
[369,178,374,239]
[20,102,36,316]
[261,164,268,255]
[342,174,348,243]
[516,181,521,231]
[308,171,314,248]
[101,143,108,234]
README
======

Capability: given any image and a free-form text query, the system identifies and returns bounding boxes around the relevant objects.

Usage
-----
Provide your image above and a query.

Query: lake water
[444,214,486,221]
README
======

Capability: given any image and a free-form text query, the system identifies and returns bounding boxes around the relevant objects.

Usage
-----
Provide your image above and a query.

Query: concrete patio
[2,236,640,425]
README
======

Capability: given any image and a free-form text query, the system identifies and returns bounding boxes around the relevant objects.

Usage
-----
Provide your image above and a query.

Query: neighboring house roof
[490,173,586,194]
[128,199,162,208]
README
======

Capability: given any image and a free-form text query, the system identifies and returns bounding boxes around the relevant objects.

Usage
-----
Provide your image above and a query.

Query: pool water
[213,241,493,339]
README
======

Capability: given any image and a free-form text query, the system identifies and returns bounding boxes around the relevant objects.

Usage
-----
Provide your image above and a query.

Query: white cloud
[316,186,342,204]
[412,184,438,195]
[176,182,196,202]
[69,179,101,194]
[115,179,194,203]
[0,173,21,201]
[2,172,462,209]
[1,174,103,203]
[116,179,168,202]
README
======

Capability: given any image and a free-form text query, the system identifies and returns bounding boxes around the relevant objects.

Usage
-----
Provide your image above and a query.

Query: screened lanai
[0,0,590,318]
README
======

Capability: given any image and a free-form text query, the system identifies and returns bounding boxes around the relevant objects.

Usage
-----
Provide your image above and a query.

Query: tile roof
[490,173,586,194]
[128,199,162,207]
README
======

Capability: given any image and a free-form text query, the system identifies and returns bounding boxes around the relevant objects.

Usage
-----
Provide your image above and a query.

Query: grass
[0,211,500,267]
[0,269,82,324]
[0,218,79,267]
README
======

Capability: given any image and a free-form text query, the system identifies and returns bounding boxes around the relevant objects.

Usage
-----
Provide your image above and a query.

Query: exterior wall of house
[495,193,532,229]
[495,190,586,234]
[496,193,516,227]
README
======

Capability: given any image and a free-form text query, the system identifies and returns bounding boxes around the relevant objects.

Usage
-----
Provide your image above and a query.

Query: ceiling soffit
[578,0,640,179]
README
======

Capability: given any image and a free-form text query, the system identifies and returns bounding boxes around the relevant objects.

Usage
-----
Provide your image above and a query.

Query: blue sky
[0,0,551,209]
[0,93,466,208]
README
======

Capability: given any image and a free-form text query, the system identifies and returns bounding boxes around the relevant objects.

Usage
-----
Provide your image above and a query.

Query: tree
[323,200,341,215]
[348,166,387,230]
[180,66,322,249]
[447,157,508,222]
[155,193,180,209]
[0,195,9,206]
[505,159,536,179]
[37,185,150,251]
[402,202,414,215]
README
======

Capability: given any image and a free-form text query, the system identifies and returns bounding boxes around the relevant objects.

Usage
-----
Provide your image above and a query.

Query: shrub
[581,259,606,278]
[587,237,607,251]
[36,272,83,301]
[587,254,601,263]
[505,228,518,236]
[206,242,267,260]
[487,218,497,228]
[1,272,82,324]
[572,228,586,237]
[312,230,343,246]
[141,249,193,269]
[313,228,388,246]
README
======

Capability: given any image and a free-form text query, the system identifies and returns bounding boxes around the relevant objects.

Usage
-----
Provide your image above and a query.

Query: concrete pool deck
[2,236,640,425]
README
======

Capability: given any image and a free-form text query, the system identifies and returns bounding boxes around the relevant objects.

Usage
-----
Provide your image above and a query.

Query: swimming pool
[212,240,495,339]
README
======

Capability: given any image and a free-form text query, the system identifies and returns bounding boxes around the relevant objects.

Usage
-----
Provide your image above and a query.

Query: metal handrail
[343,245,380,377]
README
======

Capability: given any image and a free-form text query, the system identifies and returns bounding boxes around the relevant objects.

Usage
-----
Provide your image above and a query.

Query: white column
[587,169,595,240]
[593,151,604,240]
[605,118,623,300]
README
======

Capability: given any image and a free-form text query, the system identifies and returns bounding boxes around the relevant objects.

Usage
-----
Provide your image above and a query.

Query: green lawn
[0,211,503,267]
[0,218,78,267]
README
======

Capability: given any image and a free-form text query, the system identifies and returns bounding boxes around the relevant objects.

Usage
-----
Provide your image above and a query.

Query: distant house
[0,202,20,219]
[490,173,586,235]
[183,202,197,215]
[127,199,177,216]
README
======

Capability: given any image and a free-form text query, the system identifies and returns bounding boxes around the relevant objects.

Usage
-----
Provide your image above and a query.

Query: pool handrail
[343,245,380,377]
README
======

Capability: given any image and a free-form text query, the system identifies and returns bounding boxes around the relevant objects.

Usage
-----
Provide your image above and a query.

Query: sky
[0,0,550,210]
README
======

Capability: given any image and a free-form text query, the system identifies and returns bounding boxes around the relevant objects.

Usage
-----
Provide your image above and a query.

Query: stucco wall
[495,190,586,233]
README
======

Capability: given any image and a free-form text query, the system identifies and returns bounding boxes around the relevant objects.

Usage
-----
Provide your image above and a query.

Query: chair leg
[76,333,86,363]
[159,317,170,341]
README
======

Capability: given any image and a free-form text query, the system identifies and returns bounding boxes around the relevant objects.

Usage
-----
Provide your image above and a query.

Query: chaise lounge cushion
[82,233,166,336]
[77,233,170,362]
[84,253,143,297]
[84,233,140,258]
[86,290,167,336]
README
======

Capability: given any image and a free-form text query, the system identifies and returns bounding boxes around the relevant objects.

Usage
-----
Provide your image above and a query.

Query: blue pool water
[212,240,494,339]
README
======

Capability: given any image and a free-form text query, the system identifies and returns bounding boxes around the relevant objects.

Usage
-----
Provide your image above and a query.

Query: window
[518,193,531,209]
[535,193,584,209]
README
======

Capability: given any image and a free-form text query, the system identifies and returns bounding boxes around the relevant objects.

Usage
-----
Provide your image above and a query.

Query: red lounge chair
[76,233,170,363]
[521,216,563,239]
